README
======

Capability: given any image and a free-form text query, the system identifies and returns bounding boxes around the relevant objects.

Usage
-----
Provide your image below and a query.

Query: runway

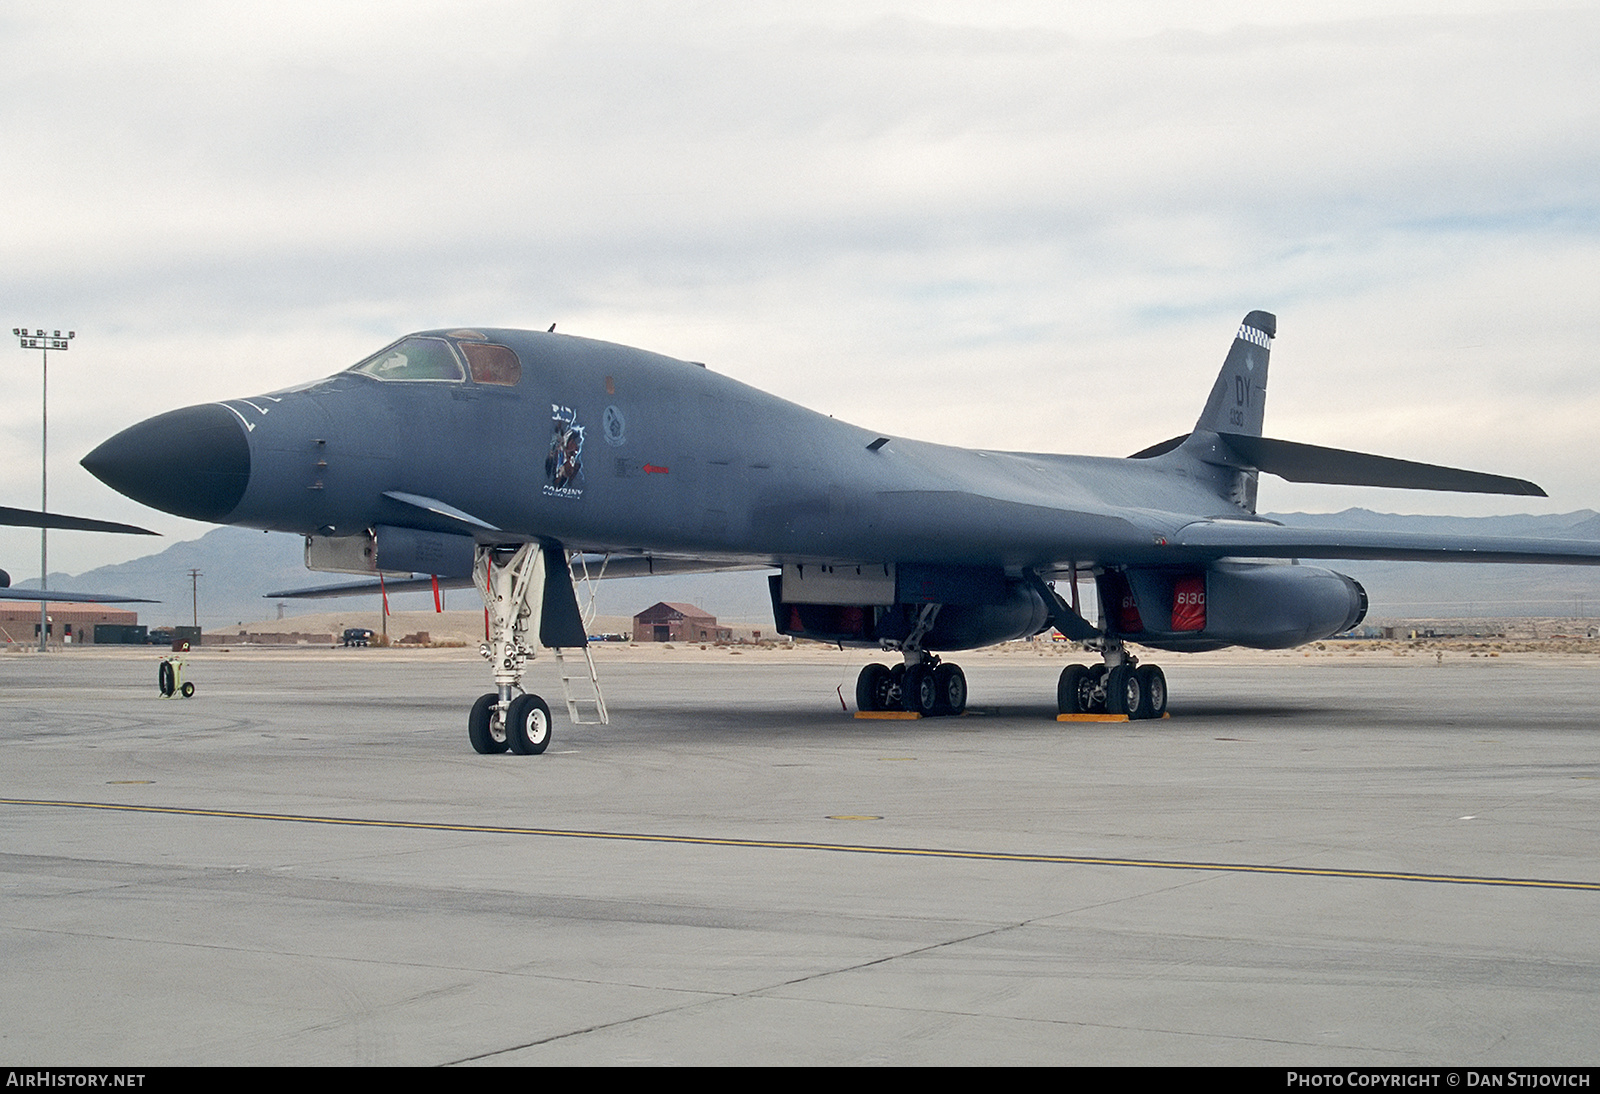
[2,643,1597,1065]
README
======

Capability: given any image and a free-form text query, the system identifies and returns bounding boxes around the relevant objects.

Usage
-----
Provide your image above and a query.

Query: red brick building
[0,601,138,646]
[632,602,730,643]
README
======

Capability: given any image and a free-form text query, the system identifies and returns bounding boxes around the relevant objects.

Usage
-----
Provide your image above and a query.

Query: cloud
[3,1,1598,575]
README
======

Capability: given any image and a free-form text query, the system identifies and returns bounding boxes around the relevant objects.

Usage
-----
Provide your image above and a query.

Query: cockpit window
[461,342,522,386]
[349,337,464,382]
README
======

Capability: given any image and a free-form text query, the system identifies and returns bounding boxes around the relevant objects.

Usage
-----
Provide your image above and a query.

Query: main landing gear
[855,655,968,716]
[468,542,554,755]
[856,648,1167,720]
[1057,642,1167,719]
[854,603,968,716]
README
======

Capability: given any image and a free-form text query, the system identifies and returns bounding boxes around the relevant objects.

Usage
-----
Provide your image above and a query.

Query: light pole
[13,328,73,651]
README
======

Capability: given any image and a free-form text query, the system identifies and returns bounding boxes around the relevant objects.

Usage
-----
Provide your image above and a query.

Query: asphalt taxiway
[1,643,1597,1065]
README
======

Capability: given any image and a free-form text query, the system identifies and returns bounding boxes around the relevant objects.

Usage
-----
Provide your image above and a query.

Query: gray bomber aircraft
[81,311,1600,752]
[0,505,156,603]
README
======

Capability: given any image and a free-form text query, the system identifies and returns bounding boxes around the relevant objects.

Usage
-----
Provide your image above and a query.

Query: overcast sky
[3,0,1597,576]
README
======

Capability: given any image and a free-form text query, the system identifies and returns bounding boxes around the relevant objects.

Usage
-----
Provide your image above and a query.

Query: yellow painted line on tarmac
[3,797,1598,892]
[854,711,921,719]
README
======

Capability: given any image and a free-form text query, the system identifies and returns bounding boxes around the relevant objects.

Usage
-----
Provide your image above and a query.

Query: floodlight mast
[12,328,74,651]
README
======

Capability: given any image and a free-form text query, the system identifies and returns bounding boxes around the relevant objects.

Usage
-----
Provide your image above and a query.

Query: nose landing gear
[467,691,508,754]
[466,541,610,755]
[469,542,558,756]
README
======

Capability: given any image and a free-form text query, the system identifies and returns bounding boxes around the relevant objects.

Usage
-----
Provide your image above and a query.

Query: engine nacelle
[913,591,1053,650]
[1104,561,1367,651]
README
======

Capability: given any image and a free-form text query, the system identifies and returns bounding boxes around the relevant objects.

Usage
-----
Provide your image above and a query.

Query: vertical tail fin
[1194,310,1274,437]
[1176,310,1276,513]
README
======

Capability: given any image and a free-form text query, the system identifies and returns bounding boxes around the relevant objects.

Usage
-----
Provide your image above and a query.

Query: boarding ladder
[571,549,610,631]
[552,645,608,725]
[554,550,611,725]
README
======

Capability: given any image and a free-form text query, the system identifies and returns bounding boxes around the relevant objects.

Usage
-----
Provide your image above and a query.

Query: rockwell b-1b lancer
[0,505,155,604]
[81,311,1600,753]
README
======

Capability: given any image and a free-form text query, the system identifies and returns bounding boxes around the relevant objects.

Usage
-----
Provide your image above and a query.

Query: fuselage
[86,327,1253,576]
[83,324,1378,656]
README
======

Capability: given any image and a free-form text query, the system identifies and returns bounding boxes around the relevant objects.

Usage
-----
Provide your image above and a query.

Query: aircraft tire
[856,664,893,713]
[1058,664,1093,714]
[903,665,939,716]
[506,693,553,755]
[1138,665,1167,719]
[468,692,509,754]
[934,663,967,715]
[158,660,174,698]
[1105,666,1145,718]
[1088,664,1108,713]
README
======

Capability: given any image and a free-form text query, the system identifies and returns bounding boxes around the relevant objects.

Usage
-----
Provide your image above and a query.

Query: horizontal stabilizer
[1172,520,1600,565]
[0,588,157,604]
[0,505,156,535]
[1218,434,1546,497]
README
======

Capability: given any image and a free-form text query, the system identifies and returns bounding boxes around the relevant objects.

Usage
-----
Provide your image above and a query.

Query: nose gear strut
[467,541,608,756]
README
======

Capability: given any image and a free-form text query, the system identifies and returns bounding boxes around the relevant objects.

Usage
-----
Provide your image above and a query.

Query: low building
[203,630,337,646]
[632,602,731,643]
[0,601,138,646]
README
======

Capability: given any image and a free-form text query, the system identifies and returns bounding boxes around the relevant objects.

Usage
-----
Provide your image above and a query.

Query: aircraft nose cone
[81,404,250,522]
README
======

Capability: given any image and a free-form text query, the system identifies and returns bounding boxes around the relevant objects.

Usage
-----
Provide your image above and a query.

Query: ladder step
[552,646,609,725]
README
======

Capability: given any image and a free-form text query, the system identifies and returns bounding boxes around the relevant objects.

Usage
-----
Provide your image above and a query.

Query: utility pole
[188,569,202,628]
[13,328,73,651]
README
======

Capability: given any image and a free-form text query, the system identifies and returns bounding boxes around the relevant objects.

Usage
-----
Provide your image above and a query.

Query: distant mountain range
[10,508,1600,628]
